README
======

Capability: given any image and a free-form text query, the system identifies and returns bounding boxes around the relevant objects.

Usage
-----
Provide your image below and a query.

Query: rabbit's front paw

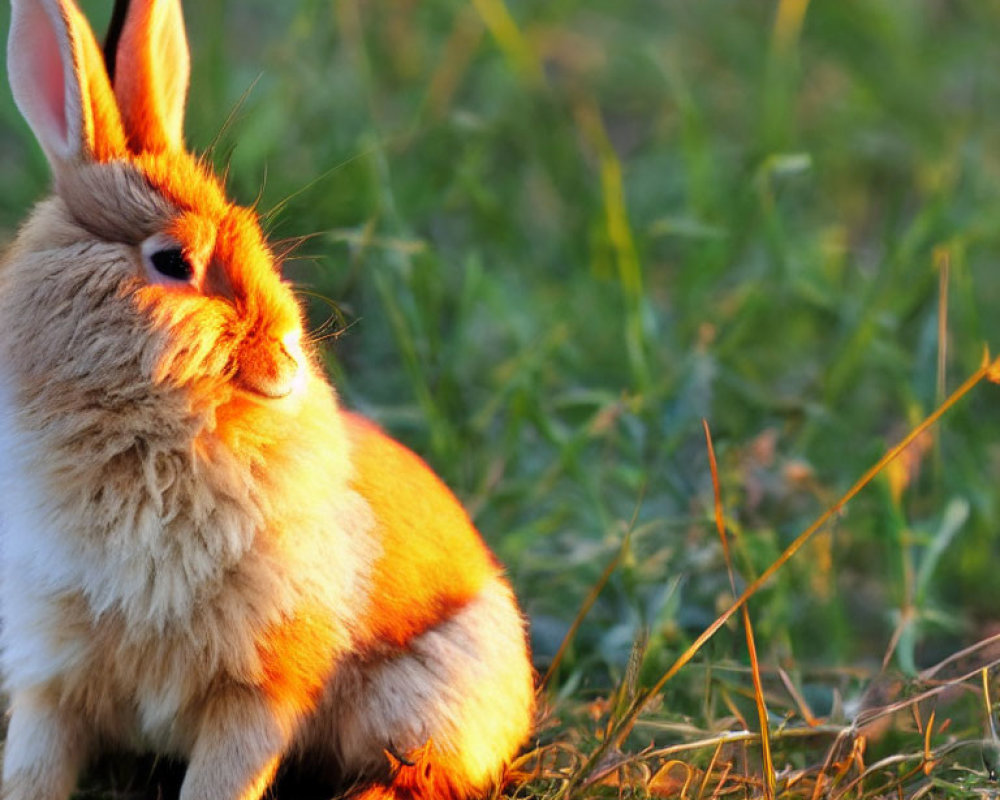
[1,692,87,800]
[177,688,292,800]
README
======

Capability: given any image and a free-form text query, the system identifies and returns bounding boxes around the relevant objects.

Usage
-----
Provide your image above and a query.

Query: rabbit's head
[3,0,308,428]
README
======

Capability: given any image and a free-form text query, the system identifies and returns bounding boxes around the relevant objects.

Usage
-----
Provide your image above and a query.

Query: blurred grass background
[5,0,1000,796]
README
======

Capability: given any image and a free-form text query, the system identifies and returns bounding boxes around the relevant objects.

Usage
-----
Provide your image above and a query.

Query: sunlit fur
[0,1,534,799]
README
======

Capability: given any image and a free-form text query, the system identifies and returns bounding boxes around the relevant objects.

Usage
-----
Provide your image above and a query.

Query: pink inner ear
[18,2,69,154]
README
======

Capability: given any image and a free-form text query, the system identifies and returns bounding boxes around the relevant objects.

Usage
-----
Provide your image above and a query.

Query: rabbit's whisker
[205,72,263,161]
[293,288,351,345]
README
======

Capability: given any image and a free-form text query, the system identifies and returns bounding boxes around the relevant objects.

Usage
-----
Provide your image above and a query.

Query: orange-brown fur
[344,412,500,650]
[353,742,486,800]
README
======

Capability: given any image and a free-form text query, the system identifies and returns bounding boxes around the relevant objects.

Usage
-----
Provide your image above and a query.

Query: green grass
[6,0,1000,797]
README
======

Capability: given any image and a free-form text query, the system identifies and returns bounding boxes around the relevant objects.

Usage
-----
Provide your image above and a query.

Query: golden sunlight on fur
[0,1,535,799]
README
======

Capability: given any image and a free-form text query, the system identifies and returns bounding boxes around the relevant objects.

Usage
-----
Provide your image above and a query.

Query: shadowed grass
[518,353,1000,799]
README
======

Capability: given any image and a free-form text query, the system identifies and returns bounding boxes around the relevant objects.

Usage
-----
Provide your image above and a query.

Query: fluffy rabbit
[0,1,534,798]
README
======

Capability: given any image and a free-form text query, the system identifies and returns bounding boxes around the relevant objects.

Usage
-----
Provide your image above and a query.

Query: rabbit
[0,0,535,798]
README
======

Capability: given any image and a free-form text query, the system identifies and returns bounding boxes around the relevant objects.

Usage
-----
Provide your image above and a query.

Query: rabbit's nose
[235,329,305,399]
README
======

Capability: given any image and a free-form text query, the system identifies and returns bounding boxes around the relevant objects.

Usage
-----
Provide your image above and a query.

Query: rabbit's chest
[0,394,273,634]
[23,586,281,753]
[44,601,208,751]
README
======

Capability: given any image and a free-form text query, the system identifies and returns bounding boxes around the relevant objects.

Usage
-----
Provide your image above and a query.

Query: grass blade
[703,419,775,800]
[539,492,643,694]
[574,98,650,394]
[468,0,543,85]
[936,247,950,408]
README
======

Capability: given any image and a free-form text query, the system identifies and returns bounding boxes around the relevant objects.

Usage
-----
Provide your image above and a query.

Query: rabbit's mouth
[233,330,306,399]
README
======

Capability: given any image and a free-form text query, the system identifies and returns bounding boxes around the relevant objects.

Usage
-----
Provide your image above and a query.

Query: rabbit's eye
[150,248,192,281]
[140,234,196,286]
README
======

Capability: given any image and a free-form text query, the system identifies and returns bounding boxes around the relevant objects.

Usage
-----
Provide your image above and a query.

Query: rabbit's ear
[109,0,189,153]
[8,0,127,169]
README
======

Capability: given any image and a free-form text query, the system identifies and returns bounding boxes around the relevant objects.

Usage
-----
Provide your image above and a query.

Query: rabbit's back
[342,412,503,646]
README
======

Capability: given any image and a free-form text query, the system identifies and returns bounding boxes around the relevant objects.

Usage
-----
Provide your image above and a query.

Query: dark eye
[150,248,192,281]
[140,234,197,287]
